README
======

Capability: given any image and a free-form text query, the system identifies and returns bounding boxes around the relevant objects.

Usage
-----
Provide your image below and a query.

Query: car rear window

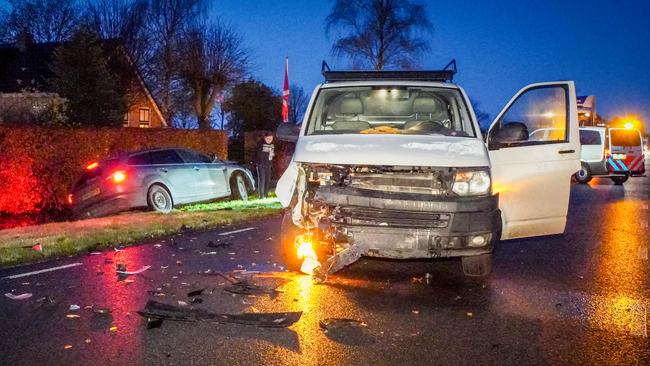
[127,153,151,165]
[74,159,118,189]
[150,150,184,164]
[610,129,641,147]
[579,130,601,145]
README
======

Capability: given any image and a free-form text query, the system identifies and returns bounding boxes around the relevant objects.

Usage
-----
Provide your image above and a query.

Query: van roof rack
[321,59,457,83]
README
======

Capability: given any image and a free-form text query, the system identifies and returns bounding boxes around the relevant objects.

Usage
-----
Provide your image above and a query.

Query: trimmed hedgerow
[0,126,228,215]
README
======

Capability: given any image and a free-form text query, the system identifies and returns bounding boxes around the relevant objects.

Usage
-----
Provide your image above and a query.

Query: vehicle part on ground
[575,163,592,184]
[148,184,173,213]
[137,300,302,328]
[461,253,493,276]
[224,281,281,296]
[4,292,33,300]
[319,318,367,331]
[230,173,249,201]
[611,175,629,185]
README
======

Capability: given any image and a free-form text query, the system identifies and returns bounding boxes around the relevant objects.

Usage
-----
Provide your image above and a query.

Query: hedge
[0,126,228,215]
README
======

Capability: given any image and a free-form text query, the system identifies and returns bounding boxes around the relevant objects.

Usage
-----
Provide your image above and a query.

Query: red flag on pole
[282,57,290,123]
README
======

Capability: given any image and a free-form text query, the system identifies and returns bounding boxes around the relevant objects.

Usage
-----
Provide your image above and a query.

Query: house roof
[0,39,167,126]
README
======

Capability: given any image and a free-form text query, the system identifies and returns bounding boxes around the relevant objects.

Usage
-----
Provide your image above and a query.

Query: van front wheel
[611,175,629,185]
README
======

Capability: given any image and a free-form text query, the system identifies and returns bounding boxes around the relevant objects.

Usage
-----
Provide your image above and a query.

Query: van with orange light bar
[576,126,645,184]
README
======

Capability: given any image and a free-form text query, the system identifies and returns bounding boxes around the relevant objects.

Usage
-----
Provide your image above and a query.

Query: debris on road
[187,289,205,297]
[224,281,281,296]
[4,292,32,300]
[137,300,301,328]
[319,318,367,331]
[207,241,231,248]
[21,243,43,252]
[64,344,73,350]
[92,307,112,315]
[69,305,81,311]
[66,314,80,318]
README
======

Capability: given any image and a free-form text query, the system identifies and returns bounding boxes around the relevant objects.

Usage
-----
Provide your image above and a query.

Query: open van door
[487,81,580,239]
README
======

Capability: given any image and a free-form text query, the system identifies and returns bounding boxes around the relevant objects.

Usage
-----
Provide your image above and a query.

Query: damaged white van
[276,64,580,278]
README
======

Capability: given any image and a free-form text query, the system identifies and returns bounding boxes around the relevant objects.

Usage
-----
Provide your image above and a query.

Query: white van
[276,67,580,278]
[576,126,645,184]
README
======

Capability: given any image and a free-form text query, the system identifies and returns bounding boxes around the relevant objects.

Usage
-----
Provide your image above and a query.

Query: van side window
[496,86,568,145]
[579,130,601,145]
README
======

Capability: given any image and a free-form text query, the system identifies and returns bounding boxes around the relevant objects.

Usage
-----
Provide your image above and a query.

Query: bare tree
[325,0,432,70]
[288,84,309,124]
[145,0,206,125]
[1,0,83,42]
[87,0,150,69]
[178,22,248,130]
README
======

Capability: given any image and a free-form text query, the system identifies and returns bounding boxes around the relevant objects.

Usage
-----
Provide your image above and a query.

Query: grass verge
[0,198,283,267]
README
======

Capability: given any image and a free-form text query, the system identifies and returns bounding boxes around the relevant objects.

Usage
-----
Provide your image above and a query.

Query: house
[0,34,167,128]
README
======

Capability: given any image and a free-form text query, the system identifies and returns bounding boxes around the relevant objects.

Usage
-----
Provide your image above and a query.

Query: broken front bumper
[315,186,500,259]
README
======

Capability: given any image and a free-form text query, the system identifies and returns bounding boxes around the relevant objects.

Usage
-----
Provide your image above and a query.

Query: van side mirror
[276,123,300,143]
[488,122,529,149]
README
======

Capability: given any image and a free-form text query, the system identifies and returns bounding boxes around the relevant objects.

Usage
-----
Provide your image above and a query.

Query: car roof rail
[321,59,457,83]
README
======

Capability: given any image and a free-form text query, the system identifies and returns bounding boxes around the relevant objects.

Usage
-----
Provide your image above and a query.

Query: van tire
[461,253,492,277]
[611,175,629,185]
[147,184,173,213]
[281,211,304,272]
[575,163,592,184]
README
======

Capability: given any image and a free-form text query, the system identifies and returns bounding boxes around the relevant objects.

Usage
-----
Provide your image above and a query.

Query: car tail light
[110,170,127,184]
[67,194,74,205]
[86,162,99,170]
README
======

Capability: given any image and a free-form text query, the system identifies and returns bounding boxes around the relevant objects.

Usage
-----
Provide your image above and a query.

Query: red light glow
[111,170,127,184]
[67,194,74,205]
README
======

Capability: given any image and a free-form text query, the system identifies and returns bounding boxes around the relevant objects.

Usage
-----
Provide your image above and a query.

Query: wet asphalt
[0,166,649,366]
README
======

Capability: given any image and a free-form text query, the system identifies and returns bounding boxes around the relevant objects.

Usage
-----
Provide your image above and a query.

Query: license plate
[82,188,101,201]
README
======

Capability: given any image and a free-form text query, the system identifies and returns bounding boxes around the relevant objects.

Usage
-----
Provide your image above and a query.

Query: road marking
[639,247,649,260]
[218,227,256,236]
[3,262,83,280]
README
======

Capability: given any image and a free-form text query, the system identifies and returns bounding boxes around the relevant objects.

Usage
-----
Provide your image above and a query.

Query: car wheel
[281,211,303,272]
[230,173,249,201]
[461,253,492,277]
[575,163,592,184]
[147,184,173,213]
[611,175,629,185]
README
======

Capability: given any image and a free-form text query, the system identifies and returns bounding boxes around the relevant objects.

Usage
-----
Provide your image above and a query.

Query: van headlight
[452,169,491,196]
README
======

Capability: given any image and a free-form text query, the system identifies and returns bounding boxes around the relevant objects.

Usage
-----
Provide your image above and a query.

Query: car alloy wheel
[148,185,172,213]
[236,175,249,201]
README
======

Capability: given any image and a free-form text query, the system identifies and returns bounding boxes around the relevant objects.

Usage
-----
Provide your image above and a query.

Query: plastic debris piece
[93,307,112,315]
[5,292,32,300]
[207,241,231,248]
[137,300,302,328]
[64,344,73,349]
[319,318,367,331]
[66,314,80,318]
[466,312,473,317]
[85,339,92,344]
[187,289,204,297]
[154,244,162,248]
[109,325,118,332]
[177,301,188,306]
[69,304,81,311]
[224,281,280,296]
[124,279,135,284]
[412,309,420,315]
[116,265,151,275]
[146,317,164,329]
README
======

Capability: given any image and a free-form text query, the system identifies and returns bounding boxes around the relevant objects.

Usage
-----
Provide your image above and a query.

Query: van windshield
[305,86,475,137]
[610,129,641,146]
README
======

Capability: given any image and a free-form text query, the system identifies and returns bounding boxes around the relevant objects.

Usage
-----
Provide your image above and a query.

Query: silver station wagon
[71,148,255,218]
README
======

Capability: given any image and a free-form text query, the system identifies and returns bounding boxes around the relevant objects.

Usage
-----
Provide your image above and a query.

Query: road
[1,167,649,365]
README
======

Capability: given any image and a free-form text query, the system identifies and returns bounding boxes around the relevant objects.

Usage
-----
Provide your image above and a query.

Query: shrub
[0,126,228,215]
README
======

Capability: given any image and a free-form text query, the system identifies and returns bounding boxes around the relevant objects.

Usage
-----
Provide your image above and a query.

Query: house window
[123,112,129,127]
[139,108,150,128]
